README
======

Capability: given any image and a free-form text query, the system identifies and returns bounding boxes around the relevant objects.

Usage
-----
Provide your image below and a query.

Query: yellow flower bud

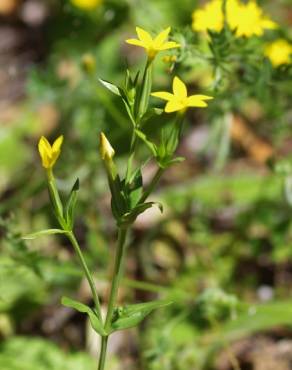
[38,135,63,169]
[99,132,115,161]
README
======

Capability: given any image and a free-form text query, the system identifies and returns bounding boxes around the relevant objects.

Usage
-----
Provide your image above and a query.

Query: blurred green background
[1,0,292,369]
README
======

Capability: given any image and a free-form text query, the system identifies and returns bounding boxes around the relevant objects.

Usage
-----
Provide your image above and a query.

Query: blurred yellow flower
[126,27,180,60]
[192,0,276,38]
[229,1,277,37]
[192,0,224,33]
[71,0,102,10]
[151,76,213,113]
[265,39,292,67]
[38,136,63,169]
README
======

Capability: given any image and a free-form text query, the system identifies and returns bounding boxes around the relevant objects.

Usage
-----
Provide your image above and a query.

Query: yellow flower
[71,0,102,10]
[151,76,213,113]
[38,136,63,169]
[192,0,277,38]
[265,39,292,67]
[228,1,277,37]
[99,132,115,161]
[126,27,180,60]
[192,0,224,33]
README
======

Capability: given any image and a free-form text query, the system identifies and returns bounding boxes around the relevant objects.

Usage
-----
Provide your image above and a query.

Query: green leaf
[140,108,163,126]
[128,169,143,208]
[99,79,121,96]
[22,229,67,240]
[62,297,106,336]
[110,300,172,332]
[65,178,79,229]
[119,202,163,226]
[135,129,157,157]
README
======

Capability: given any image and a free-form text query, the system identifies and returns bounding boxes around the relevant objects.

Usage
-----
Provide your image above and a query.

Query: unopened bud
[99,132,115,161]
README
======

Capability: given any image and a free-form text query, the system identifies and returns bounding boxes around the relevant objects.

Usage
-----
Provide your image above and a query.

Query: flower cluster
[192,0,277,38]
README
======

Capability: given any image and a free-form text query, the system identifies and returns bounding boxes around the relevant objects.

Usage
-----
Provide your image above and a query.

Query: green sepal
[62,296,106,336]
[110,300,172,333]
[22,229,67,240]
[64,178,79,230]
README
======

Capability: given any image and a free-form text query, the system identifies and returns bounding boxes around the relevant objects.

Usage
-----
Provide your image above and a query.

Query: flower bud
[99,132,115,162]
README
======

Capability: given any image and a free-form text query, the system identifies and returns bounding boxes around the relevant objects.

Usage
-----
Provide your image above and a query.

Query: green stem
[98,337,108,370]
[97,227,128,370]
[138,167,164,204]
[104,227,128,330]
[66,231,102,320]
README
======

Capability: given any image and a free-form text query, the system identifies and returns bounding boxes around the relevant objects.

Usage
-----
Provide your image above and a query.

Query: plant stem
[138,166,164,204]
[104,227,128,330]
[98,337,108,370]
[97,227,128,370]
[66,231,102,320]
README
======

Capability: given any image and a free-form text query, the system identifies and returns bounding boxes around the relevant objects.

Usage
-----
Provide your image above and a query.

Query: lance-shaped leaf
[62,296,106,336]
[65,178,79,229]
[110,300,172,332]
[22,229,67,240]
[99,78,121,96]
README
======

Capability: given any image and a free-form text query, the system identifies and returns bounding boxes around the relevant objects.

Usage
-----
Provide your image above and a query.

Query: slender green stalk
[66,231,102,320]
[138,167,164,204]
[98,337,108,370]
[97,227,128,370]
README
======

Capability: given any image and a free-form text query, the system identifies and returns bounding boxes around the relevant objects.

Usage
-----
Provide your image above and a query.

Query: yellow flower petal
[173,76,187,99]
[125,38,145,47]
[151,91,174,101]
[52,135,64,152]
[136,27,153,46]
[159,41,180,51]
[153,27,171,47]
[187,96,207,107]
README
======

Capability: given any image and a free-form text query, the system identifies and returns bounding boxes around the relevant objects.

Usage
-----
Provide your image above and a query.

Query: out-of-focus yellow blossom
[192,0,224,33]
[38,136,63,169]
[126,27,180,60]
[192,0,276,38]
[151,76,213,113]
[265,39,292,67]
[228,1,277,37]
[71,0,102,10]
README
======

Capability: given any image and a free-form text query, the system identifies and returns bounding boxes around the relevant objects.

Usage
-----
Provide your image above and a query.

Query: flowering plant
[24,26,213,369]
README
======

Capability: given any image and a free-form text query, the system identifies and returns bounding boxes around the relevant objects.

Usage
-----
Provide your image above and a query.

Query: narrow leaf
[110,300,172,332]
[99,79,121,96]
[22,229,67,240]
[62,297,106,336]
